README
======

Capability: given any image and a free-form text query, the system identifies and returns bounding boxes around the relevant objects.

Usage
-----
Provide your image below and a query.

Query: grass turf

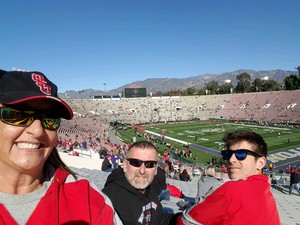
[116,121,300,166]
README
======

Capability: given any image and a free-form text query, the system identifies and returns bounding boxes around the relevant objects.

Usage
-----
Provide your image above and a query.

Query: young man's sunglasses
[0,106,61,130]
[221,149,263,161]
[126,158,158,168]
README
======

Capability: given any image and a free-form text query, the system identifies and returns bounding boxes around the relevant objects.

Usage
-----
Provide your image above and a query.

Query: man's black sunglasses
[126,158,158,168]
[221,149,263,161]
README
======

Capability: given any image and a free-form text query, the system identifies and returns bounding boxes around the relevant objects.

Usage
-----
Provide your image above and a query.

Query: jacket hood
[104,167,150,195]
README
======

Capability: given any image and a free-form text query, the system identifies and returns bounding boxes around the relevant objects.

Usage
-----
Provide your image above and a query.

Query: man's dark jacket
[102,167,178,225]
[150,166,167,196]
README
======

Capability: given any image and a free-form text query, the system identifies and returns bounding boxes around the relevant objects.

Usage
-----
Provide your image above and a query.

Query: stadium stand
[215,90,300,122]
[63,90,300,124]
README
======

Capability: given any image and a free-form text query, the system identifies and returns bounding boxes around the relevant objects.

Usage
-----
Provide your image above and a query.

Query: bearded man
[102,141,179,225]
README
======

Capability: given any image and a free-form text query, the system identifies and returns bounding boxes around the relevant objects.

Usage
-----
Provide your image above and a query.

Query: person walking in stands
[177,130,280,225]
[102,155,114,172]
[67,138,73,152]
[289,166,300,195]
[82,138,88,150]
[102,141,179,225]
[61,137,67,151]
[0,70,122,225]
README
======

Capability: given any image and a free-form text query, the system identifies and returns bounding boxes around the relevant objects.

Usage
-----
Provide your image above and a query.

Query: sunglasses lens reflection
[235,150,247,160]
[0,107,60,130]
[221,150,247,161]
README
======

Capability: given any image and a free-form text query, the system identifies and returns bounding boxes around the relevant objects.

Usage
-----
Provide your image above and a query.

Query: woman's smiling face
[0,104,57,174]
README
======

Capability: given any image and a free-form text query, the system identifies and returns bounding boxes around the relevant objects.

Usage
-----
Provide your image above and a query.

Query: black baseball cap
[0,70,73,119]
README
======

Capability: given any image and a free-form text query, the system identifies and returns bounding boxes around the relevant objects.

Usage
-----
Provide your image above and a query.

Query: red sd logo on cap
[31,73,51,95]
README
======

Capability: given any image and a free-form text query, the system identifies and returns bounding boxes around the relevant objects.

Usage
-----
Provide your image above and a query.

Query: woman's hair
[44,147,77,179]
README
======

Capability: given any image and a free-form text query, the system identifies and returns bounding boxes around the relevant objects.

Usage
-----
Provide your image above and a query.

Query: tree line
[155,66,300,96]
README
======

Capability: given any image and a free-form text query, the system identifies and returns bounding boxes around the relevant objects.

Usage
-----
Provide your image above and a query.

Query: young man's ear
[257,157,267,170]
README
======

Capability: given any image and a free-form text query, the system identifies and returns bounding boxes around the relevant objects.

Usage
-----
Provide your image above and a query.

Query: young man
[102,141,179,225]
[177,130,280,225]
[0,70,122,224]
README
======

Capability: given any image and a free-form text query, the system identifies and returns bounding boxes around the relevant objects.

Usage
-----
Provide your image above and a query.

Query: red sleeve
[89,184,119,225]
[178,186,228,225]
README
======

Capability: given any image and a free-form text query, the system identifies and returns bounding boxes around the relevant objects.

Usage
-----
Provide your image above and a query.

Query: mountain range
[60,69,296,99]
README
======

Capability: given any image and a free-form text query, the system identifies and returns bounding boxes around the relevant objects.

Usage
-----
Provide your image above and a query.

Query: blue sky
[1,0,299,92]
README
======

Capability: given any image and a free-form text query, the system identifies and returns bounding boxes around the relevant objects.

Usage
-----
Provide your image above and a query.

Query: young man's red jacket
[0,168,121,225]
[177,174,280,225]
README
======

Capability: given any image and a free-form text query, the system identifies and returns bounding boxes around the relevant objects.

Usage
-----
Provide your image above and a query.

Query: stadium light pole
[12,67,27,71]
[149,92,153,123]
[170,99,173,122]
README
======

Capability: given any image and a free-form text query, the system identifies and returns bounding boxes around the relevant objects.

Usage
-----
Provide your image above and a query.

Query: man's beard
[125,172,153,190]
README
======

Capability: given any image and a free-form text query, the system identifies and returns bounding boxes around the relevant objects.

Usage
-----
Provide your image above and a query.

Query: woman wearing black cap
[0,70,122,224]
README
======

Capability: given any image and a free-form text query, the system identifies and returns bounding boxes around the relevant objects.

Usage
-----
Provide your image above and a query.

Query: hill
[60,69,295,98]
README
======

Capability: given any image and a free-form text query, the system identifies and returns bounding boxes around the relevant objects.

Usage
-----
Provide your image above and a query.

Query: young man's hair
[127,141,158,155]
[223,130,268,158]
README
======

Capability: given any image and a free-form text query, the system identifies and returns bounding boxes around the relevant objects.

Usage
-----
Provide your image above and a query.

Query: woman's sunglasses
[221,149,263,161]
[126,158,158,168]
[0,106,61,130]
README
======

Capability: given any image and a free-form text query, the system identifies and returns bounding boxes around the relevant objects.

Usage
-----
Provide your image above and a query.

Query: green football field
[116,121,300,166]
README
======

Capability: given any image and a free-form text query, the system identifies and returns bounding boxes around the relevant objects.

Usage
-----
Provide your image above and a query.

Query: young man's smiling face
[226,140,266,180]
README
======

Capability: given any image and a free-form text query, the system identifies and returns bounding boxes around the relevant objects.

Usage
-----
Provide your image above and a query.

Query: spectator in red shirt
[221,164,227,173]
[177,130,280,225]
